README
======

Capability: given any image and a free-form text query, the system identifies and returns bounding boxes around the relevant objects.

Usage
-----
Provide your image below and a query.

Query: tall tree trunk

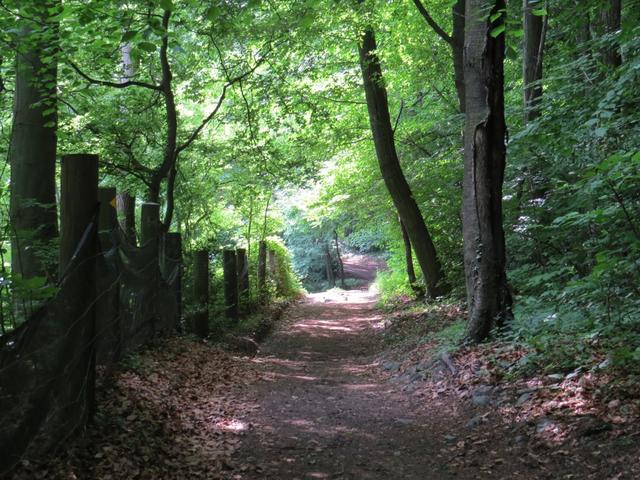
[324,243,335,288]
[9,1,60,282]
[523,0,547,123]
[463,0,513,342]
[413,0,465,112]
[599,0,622,68]
[358,27,449,298]
[452,0,466,113]
[399,217,417,285]
[333,230,346,288]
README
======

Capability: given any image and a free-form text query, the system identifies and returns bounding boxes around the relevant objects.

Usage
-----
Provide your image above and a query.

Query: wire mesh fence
[0,204,180,473]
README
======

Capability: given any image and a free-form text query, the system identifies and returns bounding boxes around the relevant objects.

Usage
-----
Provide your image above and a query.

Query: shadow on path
[232,286,455,479]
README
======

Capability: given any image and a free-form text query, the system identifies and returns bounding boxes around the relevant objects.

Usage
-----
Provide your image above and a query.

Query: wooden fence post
[193,250,209,338]
[116,191,136,244]
[162,232,182,330]
[96,187,120,363]
[257,240,267,303]
[59,153,99,423]
[237,248,249,309]
[140,202,160,249]
[223,249,239,322]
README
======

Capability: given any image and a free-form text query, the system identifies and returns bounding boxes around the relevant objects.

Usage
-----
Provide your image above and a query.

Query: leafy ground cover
[377,301,640,478]
[8,337,260,480]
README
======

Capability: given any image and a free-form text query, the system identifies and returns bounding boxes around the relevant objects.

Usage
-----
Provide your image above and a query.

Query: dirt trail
[233,282,457,479]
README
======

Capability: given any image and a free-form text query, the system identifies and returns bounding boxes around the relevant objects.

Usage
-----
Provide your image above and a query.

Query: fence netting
[0,219,179,473]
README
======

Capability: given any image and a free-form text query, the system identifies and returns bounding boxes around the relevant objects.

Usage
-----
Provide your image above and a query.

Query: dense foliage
[1,0,639,361]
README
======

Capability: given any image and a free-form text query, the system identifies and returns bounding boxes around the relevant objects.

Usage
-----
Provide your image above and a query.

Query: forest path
[232,257,456,479]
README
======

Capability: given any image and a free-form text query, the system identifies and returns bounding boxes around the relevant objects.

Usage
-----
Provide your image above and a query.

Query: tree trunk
[334,230,346,288]
[358,27,449,298]
[600,0,622,68]
[399,218,417,285]
[116,192,137,244]
[9,2,60,283]
[452,0,466,113]
[523,0,546,123]
[463,0,513,342]
[324,244,335,288]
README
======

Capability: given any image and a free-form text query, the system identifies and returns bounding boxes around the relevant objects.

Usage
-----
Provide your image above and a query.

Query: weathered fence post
[96,187,120,363]
[59,153,99,423]
[162,232,182,330]
[237,248,249,310]
[193,250,209,338]
[257,240,267,303]
[140,202,160,249]
[223,249,239,322]
[116,191,136,244]
[268,249,281,294]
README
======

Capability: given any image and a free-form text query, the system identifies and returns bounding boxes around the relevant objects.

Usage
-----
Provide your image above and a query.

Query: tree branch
[69,61,162,91]
[412,0,453,46]
[176,55,267,154]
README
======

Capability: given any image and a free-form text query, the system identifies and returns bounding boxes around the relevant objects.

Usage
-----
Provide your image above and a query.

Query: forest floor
[8,253,640,479]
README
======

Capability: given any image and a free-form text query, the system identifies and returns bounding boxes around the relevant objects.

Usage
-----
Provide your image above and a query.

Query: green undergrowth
[505,296,640,376]
[379,290,640,379]
[379,299,466,356]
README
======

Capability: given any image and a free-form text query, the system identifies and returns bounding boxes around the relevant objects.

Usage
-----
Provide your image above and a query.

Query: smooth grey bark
[523,0,547,123]
[9,2,60,282]
[358,27,449,298]
[463,0,513,342]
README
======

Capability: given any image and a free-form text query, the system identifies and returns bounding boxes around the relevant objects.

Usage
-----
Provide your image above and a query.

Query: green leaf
[159,0,174,11]
[206,6,221,21]
[532,8,548,16]
[138,41,157,52]
[490,24,506,38]
[122,30,138,42]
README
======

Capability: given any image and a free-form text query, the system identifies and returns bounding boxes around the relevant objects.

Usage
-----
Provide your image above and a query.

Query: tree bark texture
[9,2,60,282]
[523,0,546,123]
[400,218,417,285]
[463,0,513,342]
[358,27,449,298]
[116,192,137,244]
[600,0,622,68]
